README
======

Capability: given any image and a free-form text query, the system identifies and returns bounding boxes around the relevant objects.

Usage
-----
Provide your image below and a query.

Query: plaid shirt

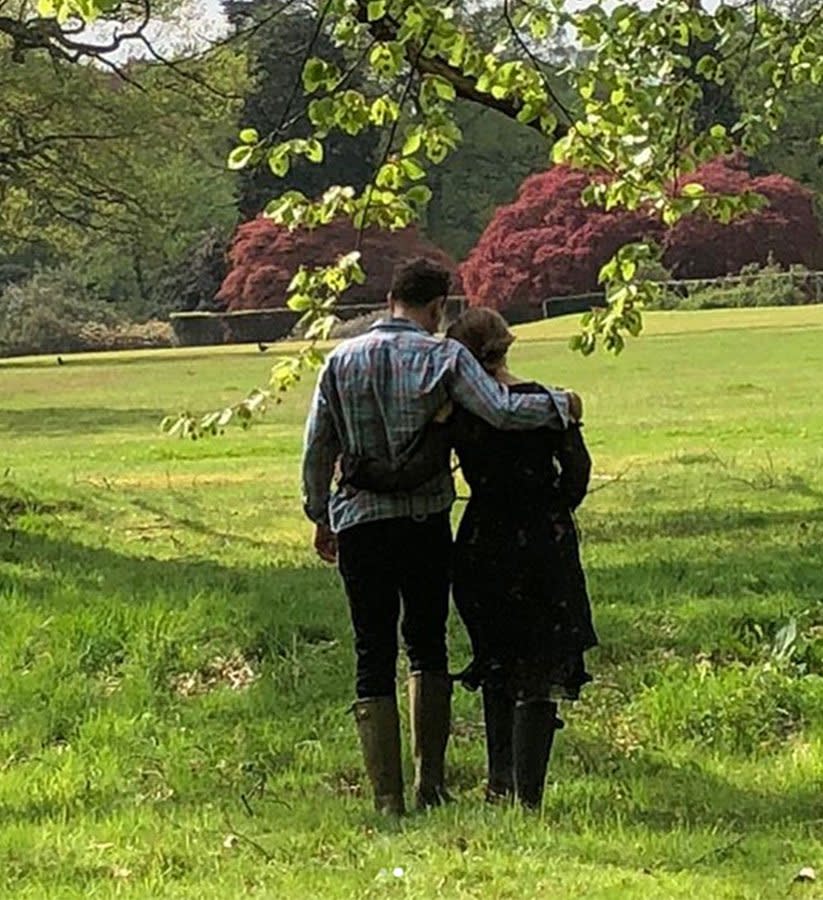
[301,318,570,533]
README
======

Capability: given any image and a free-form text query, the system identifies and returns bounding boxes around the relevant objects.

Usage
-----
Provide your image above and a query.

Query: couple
[302,257,597,814]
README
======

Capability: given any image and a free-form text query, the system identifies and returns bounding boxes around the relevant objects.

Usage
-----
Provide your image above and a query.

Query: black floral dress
[451,382,598,701]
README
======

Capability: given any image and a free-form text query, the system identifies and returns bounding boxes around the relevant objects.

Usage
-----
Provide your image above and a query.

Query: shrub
[215,217,459,312]
[662,153,823,278]
[0,268,122,357]
[75,320,174,351]
[459,166,662,310]
[461,154,823,310]
[154,228,231,314]
[0,263,30,290]
[648,259,812,311]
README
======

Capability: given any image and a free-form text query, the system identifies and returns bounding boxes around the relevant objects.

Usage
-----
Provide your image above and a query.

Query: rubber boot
[352,697,405,816]
[481,683,514,802]
[408,671,452,809]
[512,699,561,810]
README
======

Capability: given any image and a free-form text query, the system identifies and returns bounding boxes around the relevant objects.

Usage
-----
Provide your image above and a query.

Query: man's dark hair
[390,257,451,307]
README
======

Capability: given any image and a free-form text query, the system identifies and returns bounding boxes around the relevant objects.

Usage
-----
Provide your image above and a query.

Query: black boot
[408,671,452,809]
[481,683,514,802]
[512,699,561,809]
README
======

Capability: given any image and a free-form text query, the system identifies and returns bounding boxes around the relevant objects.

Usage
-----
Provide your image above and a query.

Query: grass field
[1,306,822,899]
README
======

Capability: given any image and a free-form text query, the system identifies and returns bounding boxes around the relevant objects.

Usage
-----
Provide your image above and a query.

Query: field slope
[1,306,822,899]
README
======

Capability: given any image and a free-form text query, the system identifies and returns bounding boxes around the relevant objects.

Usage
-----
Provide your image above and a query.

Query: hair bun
[446,307,515,369]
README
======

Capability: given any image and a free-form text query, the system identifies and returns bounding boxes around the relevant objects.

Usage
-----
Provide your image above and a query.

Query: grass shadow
[582,503,823,544]
[0,407,167,436]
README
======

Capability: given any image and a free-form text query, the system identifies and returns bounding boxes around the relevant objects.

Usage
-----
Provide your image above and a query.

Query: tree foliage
[0,11,246,313]
[423,103,549,260]
[760,83,823,209]
[215,216,457,311]
[224,0,379,218]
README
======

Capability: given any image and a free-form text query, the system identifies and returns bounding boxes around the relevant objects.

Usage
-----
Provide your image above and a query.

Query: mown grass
[1,306,822,899]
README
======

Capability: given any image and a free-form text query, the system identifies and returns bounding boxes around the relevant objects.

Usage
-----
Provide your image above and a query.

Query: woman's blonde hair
[446,307,515,371]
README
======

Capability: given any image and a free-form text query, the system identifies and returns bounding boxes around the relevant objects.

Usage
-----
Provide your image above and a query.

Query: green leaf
[375,163,402,189]
[288,294,312,312]
[402,128,423,157]
[401,158,426,180]
[680,182,705,197]
[304,139,324,163]
[369,96,399,125]
[425,142,449,164]
[268,147,290,177]
[406,184,432,206]
[516,103,539,124]
[308,97,336,128]
[431,76,456,101]
[239,128,259,145]
[695,55,717,80]
[672,22,690,47]
[624,309,643,337]
[367,0,385,20]
[551,133,572,164]
[227,145,253,171]
[302,58,327,94]
[529,11,552,40]
[369,43,402,77]
[598,258,618,285]
[539,111,558,135]
[662,204,681,226]
[619,258,637,282]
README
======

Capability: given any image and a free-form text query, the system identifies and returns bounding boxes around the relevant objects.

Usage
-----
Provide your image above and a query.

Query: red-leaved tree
[215,217,458,311]
[460,155,823,309]
[662,153,823,278]
[459,166,663,310]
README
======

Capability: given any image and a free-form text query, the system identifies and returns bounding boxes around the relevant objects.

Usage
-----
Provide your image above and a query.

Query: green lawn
[1,306,822,899]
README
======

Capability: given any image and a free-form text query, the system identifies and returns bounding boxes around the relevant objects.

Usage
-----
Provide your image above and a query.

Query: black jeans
[337,512,452,698]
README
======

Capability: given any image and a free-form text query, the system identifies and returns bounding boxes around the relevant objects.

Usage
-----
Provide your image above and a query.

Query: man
[301,257,579,815]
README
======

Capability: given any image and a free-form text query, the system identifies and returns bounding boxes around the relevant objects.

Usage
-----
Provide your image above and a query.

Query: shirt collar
[368,317,431,336]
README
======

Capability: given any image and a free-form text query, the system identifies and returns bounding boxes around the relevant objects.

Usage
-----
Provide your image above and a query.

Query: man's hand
[314,523,338,564]
[567,391,583,423]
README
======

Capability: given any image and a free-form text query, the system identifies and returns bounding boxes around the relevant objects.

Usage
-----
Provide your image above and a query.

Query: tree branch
[500,0,576,130]
[353,0,568,139]
[136,33,246,100]
[0,0,149,64]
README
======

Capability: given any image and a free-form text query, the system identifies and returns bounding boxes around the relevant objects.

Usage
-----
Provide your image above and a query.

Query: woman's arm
[557,425,592,510]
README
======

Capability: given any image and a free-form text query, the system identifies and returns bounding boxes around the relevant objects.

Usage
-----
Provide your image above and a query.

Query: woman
[446,307,598,808]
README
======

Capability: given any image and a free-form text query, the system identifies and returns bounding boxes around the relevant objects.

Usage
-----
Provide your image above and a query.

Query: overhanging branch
[353,0,568,139]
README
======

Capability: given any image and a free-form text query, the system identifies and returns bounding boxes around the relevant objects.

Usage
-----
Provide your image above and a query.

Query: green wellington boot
[352,696,406,816]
